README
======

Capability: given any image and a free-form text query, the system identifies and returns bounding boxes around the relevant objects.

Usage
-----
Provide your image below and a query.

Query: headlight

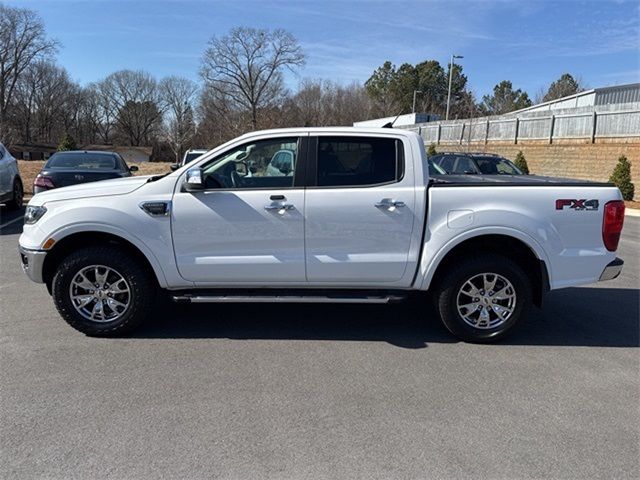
[24,205,47,225]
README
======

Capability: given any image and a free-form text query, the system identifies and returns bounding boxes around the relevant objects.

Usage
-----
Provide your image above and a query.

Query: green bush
[57,133,77,151]
[608,155,635,201]
[514,150,529,174]
[427,143,437,157]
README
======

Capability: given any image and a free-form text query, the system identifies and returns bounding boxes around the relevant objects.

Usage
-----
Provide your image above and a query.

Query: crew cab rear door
[304,134,420,285]
[171,135,307,284]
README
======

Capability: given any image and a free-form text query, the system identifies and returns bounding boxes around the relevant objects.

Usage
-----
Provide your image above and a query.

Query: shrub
[514,150,529,174]
[608,155,634,201]
[57,133,77,151]
[427,143,437,157]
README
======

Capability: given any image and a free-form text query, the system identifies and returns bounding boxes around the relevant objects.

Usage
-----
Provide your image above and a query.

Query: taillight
[602,200,625,251]
[34,174,55,190]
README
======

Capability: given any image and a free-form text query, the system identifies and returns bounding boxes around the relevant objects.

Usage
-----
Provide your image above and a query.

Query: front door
[304,135,418,285]
[171,136,307,284]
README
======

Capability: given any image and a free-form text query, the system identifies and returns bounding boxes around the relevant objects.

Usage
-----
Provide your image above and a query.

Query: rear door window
[316,137,400,187]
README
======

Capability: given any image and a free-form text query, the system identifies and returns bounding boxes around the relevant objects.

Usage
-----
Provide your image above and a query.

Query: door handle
[375,199,405,209]
[264,203,295,211]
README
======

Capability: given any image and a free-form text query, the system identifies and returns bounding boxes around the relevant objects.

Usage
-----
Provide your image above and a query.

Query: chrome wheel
[456,272,516,329]
[69,265,131,322]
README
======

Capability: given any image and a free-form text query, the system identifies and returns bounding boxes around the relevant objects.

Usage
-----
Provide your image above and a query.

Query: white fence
[405,106,640,145]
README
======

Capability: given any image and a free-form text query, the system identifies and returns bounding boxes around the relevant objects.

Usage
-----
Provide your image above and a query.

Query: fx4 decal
[555,199,599,211]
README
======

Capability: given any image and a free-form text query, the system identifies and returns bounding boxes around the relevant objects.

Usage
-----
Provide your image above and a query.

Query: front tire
[52,245,154,336]
[435,254,531,343]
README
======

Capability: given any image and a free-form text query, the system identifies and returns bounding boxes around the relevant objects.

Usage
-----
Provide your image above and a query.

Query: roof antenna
[382,111,403,128]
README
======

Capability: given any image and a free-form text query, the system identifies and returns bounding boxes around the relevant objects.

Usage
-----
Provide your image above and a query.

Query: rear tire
[52,245,154,336]
[434,254,531,343]
[7,179,23,210]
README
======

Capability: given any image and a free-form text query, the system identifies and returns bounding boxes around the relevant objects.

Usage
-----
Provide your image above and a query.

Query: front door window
[201,138,299,189]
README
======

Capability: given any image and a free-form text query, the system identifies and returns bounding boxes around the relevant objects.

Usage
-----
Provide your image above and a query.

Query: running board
[171,294,407,304]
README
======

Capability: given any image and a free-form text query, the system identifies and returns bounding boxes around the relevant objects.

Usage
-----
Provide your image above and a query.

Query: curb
[625,208,640,218]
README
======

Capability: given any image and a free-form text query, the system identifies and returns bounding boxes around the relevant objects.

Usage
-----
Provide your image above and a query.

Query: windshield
[474,156,522,175]
[46,153,116,169]
[184,152,206,165]
[428,159,447,176]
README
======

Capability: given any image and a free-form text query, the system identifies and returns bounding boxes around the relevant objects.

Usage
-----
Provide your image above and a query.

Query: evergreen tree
[514,150,529,174]
[57,133,77,151]
[427,143,437,156]
[608,155,634,201]
[480,80,532,115]
[543,73,582,102]
[364,59,468,116]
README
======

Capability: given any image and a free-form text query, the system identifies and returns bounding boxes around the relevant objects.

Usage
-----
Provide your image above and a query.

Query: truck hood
[31,175,151,205]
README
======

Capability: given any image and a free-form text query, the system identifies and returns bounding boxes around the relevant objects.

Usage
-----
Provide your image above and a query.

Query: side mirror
[170,163,180,171]
[129,165,139,172]
[184,167,204,192]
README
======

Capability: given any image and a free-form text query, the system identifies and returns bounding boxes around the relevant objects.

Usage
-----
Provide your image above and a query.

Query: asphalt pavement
[1,211,638,479]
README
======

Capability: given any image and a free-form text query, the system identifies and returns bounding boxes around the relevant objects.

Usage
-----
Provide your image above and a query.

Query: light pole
[446,54,463,120]
[412,90,423,114]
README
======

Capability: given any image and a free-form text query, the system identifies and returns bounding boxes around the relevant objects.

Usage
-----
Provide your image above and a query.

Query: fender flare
[46,222,169,288]
[417,226,552,291]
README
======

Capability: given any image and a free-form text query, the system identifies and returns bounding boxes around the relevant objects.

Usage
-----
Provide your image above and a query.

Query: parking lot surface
[1,213,638,479]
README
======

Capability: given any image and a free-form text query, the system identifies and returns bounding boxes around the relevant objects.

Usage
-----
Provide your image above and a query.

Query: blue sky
[7,0,640,99]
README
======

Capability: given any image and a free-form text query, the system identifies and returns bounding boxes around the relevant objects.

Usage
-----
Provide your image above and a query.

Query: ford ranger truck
[18,128,625,342]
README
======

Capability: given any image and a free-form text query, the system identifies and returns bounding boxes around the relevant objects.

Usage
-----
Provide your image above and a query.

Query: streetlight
[446,54,463,120]
[412,90,423,114]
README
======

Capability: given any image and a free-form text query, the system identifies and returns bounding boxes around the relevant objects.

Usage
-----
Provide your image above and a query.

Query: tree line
[0,3,585,161]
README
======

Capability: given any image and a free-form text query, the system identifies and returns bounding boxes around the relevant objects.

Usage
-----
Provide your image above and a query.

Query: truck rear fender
[417,227,551,306]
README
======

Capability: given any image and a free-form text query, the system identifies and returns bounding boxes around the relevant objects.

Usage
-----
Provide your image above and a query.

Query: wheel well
[429,234,549,307]
[42,232,159,293]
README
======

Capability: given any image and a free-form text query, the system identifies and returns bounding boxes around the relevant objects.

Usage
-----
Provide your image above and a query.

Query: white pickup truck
[18,128,626,342]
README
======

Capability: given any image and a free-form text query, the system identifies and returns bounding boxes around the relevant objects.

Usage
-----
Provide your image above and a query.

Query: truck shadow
[132,287,639,349]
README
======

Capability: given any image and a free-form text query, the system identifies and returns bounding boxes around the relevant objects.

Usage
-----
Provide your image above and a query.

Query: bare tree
[282,79,372,128]
[200,27,305,130]
[160,76,198,160]
[101,70,165,146]
[83,81,118,144]
[11,61,81,144]
[195,87,249,147]
[0,4,58,141]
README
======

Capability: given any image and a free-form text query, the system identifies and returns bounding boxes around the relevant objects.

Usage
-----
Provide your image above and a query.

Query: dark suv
[431,152,523,175]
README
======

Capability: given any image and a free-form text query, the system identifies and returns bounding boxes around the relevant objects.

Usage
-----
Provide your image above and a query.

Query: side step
[171,292,407,304]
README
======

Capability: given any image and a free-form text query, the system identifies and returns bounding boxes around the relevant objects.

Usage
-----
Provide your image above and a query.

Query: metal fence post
[514,118,519,144]
[549,115,555,144]
[459,123,465,145]
[591,111,597,144]
[437,124,441,145]
[485,119,490,145]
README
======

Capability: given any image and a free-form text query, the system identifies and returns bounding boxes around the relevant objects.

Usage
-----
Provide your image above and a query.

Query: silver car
[0,142,23,210]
